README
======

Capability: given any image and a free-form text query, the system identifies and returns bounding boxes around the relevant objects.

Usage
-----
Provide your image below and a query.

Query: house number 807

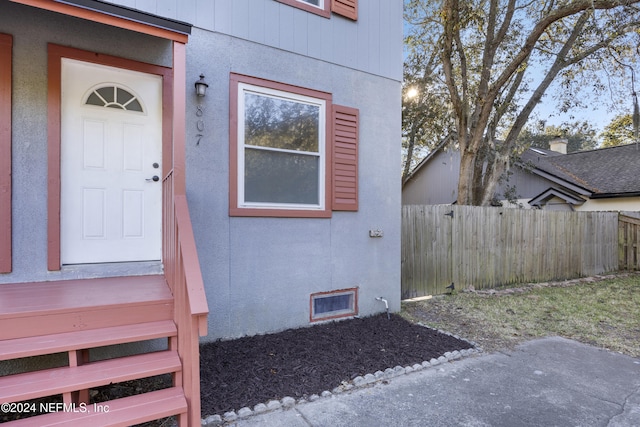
[196,105,204,145]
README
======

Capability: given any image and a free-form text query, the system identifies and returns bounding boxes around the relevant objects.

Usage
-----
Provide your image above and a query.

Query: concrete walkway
[212,337,640,427]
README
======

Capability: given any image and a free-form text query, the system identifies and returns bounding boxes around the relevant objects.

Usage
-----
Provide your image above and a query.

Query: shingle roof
[520,143,640,197]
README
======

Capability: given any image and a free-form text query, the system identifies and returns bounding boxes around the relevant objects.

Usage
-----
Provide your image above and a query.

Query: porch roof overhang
[10,0,191,43]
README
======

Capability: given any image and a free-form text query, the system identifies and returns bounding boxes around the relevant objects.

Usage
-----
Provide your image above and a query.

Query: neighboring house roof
[528,187,586,207]
[522,143,640,198]
[403,139,640,207]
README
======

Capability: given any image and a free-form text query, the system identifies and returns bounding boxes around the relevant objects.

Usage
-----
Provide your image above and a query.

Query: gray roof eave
[55,0,192,35]
[526,166,592,196]
[590,191,640,199]
[528,187,586,206]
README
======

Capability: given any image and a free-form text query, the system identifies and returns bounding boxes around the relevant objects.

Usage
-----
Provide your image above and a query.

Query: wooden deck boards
[0,320,177,361]
[0,350,181,403]
[0,275,174,340]
[6,387,188,427]
[0,275,171,317]
[0,275,185,426]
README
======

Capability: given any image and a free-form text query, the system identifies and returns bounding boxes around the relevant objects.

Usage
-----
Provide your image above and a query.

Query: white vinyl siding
[102,0,401,81]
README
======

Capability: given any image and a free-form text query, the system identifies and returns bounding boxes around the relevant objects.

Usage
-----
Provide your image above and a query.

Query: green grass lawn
[402,274,640,357]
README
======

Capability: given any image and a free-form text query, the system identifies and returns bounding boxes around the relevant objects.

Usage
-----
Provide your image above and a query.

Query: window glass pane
[96,86,115,103]
[244,148,319,204]
[301,0,321,6]
[314,294,352,315]
[244,92,319,153]
[86,92,104,106]
[117,87,134,105]
[126,99,143,112]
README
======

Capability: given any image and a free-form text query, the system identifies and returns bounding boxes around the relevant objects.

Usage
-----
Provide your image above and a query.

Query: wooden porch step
[0,320,177,361]
[0,275,174,340]
[6,386,187,427]
[0,350,181,403]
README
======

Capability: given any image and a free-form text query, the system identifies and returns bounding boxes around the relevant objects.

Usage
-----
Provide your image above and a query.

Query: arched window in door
[85,84,144,112]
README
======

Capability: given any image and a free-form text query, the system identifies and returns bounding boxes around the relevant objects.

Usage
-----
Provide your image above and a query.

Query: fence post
[619,214,640,271]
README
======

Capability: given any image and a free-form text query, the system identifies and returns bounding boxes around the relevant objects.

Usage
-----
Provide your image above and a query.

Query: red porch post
[0,34,12,273]
[172,41,187,196]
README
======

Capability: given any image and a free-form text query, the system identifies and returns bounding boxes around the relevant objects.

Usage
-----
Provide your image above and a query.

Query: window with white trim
[236,82,327,211]
[299,0,323,9]
[275,0,330,18]
[276,0,357,20]
[230,73,359,218]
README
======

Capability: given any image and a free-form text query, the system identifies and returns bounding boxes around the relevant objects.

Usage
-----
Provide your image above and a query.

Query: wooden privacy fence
[619,215,640,270]
[402,205,619,298]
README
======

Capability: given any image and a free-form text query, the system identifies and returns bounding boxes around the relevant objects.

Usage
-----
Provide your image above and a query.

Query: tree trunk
[456,146,477,205]
[479,151,510,206]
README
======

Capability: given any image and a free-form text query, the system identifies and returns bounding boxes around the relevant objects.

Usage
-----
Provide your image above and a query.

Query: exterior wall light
[195,74,209,97]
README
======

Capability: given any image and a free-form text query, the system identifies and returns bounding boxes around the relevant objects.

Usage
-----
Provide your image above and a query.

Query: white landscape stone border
[201,272,640,425]
[201,325,481,426]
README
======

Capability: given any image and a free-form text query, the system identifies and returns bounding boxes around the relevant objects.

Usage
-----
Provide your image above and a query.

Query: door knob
[146,175,160,182]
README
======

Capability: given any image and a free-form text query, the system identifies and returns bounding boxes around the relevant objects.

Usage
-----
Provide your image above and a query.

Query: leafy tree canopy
[402,49,455,179]
[518,120,599,152]
[600,113,637,147]
[404,0,640,205]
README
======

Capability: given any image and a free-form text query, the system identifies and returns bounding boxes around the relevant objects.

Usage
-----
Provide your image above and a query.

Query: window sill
[229,207,332,218]
[275,0,331,18]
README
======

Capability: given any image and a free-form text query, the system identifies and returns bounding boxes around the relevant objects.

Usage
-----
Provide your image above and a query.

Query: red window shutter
[331,0,357,20]
[332,104,359,211]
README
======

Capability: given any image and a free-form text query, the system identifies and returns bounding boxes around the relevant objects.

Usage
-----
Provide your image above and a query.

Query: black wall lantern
[195,74,209,97]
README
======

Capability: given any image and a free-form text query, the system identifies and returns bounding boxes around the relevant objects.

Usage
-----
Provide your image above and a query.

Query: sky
[532,79,631,133]
[402,9,636,137]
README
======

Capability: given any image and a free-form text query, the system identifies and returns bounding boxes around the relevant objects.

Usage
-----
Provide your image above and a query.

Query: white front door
[61,59,163,264]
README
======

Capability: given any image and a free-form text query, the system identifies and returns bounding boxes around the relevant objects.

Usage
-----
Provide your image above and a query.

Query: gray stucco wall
[186,28,401,339]
[1,2,401,340]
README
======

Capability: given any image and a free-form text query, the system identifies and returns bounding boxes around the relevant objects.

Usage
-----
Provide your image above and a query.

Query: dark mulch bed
[199,313,473,416]
[2,314,472,425]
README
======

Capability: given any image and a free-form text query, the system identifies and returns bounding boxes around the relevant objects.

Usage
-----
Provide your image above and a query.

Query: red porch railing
[163,170,209,426]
